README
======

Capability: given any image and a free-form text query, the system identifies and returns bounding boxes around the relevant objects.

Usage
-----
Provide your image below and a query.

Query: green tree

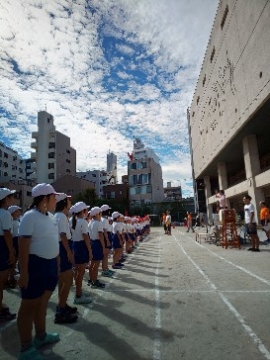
[74,188,97,206]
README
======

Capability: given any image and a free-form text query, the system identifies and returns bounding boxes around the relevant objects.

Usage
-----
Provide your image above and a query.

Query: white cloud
[0,0,219,197]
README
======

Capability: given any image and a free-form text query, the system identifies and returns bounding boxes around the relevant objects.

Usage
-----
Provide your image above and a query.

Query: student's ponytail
[72,214,77,230]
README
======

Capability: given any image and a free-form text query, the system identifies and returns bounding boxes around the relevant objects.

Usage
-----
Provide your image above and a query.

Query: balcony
[31,152,36,160]
[31,141,37,149]
[32,132,38,139]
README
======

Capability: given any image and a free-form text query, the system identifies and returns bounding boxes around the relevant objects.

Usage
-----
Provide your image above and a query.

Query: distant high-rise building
[107,151,117,183]
[31,111,76,184]
[128,138,164,206]
[0,141,25,181]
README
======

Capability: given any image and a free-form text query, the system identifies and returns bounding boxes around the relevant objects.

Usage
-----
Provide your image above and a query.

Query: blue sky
[0,0,219,197]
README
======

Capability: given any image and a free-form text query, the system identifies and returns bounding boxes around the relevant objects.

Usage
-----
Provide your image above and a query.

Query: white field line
[153,236,161,360]
[173,235,270,360]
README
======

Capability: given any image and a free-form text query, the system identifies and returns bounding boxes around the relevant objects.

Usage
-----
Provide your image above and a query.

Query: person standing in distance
[17,183,60,360]
[243,195,260,252]
[165,211,171,235]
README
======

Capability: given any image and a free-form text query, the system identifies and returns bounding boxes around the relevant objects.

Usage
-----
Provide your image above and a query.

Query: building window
[203,74,206,87]
[146,185,152,193]
[221,5,229,29]
[110,191,115,199]
[130,163,136,170]
[197,96,200,105]
[4,152,8,158]
[27,191,32,196]
[0,150,2,157]
[48,152,55,158]
[3,172,8,176]
[66,149,70,154]
[47,117,50,123]
[12,165,17,170]
[48,173,55,179]
[48,163,54,169]
[66,169,70,173]
[135,187,141,195]
[210,46,215,63]
[49,142,55,149]
[13,155,17,161]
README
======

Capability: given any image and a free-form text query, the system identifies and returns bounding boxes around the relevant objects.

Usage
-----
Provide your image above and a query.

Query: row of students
[0,184,150,360]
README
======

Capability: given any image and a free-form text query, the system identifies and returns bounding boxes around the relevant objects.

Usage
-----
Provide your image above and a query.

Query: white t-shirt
[101,217,109,231]
[244,203,255,224]
[88,219,103,240]
[19,209,59,259]
[107,223,112,232]
[0,208,12,235]
[71,218,88,242]
[54,212,71,241]
[166,215,171,224]
[12,219,20,237]
[112,222,121,234]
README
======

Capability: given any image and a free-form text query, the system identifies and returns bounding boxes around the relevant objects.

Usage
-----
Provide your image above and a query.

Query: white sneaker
[73,295,92,304]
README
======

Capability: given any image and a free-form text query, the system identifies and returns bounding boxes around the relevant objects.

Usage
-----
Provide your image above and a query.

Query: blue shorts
[13,236,19,258]
[129,233,135,241]
[20,255,58,299]
[245,223,257,235]
[73,240,89,265]
[112,233,122,249]
[0,235,12,271]
[59,240,73,272]
[91,240,103,261]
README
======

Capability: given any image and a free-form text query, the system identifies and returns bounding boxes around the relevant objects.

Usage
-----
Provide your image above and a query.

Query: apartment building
[31,111,76,184]
[189,0,270,221]
[0,141,25,181]
[128,138,164,206]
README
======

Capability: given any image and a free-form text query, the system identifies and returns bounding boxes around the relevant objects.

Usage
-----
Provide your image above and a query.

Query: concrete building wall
[31,111,76,184]
[189,0,270,222]
[52,175,94,199]
[0,142,25,180]
[190,0,270,177]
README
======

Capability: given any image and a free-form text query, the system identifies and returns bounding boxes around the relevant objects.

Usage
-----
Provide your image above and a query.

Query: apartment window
[3,172,8,176]
[119,190,123,195]
[197,96,200,105]
[66,169,71,173]
[27,191,32,196]
[47,117,50,123]
[0,160,2,167]
[48,163,54,169]
[66,159,70,163]
[203,74,206,87]
[48,152,55,158]
[221,5,229,29]
[0,150,2,157]
[49,142,55,149]
[146,185,152,193]
[92,174,96,177]
[13,155,17,161]
[4,162,8,168]
[19,168,23,173]
[210,46,215,63]
[48,173,55,179]
[135,187,141,195]
[110,191,115,199]
[4,152,8,158]
[130,163,136,170]
[66,149,70,154]
[12,165,17,170]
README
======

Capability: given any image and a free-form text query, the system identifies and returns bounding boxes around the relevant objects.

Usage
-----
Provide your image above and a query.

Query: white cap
[56,193,72,203]
[8,205,21,214]
[112,211,120,220]
[100,204,111,212]
[0,188,16,201]
[73,202,89,214]
[90,207,102,216]
[32,183,58,198]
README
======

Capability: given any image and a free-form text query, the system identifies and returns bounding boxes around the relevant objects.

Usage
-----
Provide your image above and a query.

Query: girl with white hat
[100,204,113,278]
[0,187,16,322]
[54,193,78,324]
[17,183,60,360]
[71,202,92,304]
[88,207,106,288]
[111,212,124,270]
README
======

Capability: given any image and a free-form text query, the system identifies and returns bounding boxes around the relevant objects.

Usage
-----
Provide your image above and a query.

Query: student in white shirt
[0,188,16,322]
[71,202,92,304]
[7,205,21,288]
[88,207,106,288]
[54,193,78,324]
[17,183,60,360]
[111,212,124,269]
[100,204,113,278]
